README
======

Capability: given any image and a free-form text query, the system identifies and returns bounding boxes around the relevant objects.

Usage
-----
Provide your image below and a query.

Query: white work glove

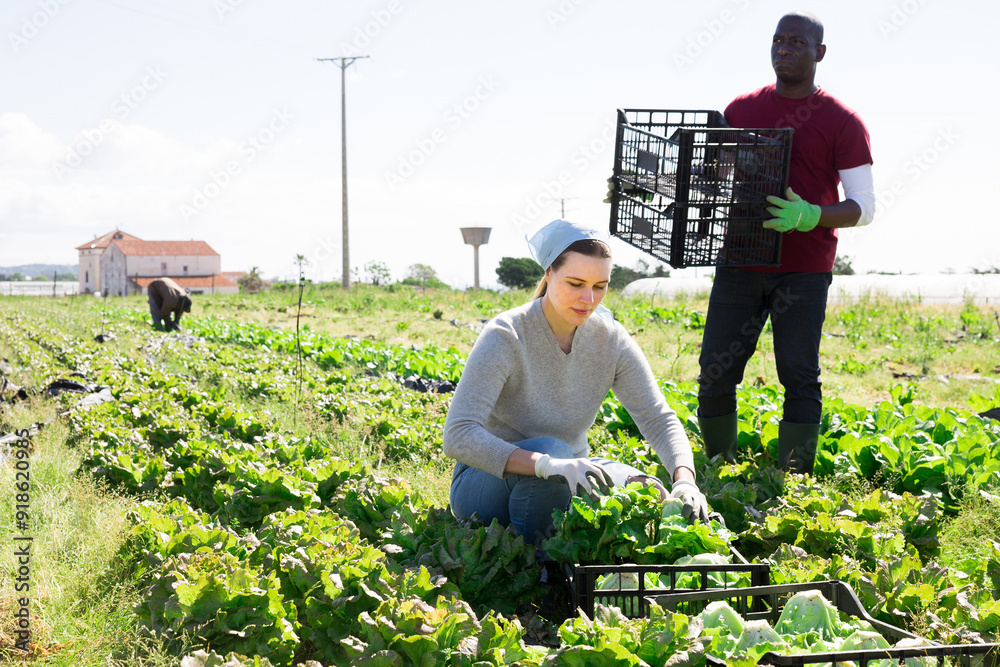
[535,455,614,500]
[669,480,710,524]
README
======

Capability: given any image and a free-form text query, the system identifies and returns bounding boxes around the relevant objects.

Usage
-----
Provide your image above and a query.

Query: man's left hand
[764,187,821,232]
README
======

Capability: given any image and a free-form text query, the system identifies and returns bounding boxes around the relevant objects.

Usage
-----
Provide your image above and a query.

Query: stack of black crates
[647,580,1000,666]
[609,109,793,269]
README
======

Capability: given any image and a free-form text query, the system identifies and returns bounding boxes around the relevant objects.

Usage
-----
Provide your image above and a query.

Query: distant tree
[401,263,449,289]
[238,266,265,294]
[364,261,391,287]
[609,265,646,290]
[832,255,855,276]
[8,272,24,282]
[972,265,1000,274]
[407,264,435,286]
[56,272,77,281]
[496,257,543,290]
[608,260,670,290]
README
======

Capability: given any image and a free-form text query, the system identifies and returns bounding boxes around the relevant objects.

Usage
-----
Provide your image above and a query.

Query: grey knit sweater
[442,298,694,480]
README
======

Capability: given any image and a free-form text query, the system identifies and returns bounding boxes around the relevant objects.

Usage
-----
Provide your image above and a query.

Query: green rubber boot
[698,412,738,463]
[777,421,821,474]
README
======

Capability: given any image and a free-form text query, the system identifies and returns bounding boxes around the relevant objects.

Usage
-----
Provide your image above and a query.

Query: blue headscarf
[526,219,612,270]
[526,219,614,323]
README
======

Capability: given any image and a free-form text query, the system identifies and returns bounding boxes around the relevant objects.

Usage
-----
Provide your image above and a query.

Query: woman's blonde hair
[531,239,612,300]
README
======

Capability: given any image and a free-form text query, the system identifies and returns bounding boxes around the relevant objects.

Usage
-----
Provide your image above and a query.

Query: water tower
[460,227,491,290]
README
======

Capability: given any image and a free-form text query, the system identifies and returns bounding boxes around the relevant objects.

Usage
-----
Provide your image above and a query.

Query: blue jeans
[697,267,832,424]
[449,437,646,548]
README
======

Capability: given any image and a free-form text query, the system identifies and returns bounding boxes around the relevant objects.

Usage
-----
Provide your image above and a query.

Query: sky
[3,0,999,289]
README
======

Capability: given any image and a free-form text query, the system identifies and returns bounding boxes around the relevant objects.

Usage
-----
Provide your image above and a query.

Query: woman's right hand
[534,455,614,500]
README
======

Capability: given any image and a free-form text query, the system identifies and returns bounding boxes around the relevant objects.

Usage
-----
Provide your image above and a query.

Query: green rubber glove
[764,187,821,232]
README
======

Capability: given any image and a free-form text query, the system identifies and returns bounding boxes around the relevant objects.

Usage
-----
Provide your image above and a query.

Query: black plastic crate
[610,108,793,269]
[647,580,1000,666]
[566,546,770,620]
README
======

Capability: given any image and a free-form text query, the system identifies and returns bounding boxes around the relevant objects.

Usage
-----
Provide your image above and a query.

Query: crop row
[3,304,1000,665]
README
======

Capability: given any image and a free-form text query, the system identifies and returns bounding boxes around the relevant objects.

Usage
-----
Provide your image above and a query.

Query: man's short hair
[781,12,824,43]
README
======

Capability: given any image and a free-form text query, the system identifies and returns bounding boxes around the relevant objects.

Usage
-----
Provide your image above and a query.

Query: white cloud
[0,113,327,271]
[0,112,62,174]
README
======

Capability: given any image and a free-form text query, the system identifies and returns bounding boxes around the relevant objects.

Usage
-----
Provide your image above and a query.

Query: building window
[183,265,189,275]
[85,271,89,283]
[161,262,167,273]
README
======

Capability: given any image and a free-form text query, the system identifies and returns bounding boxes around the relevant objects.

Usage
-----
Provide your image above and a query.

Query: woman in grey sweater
[442,219,708,547]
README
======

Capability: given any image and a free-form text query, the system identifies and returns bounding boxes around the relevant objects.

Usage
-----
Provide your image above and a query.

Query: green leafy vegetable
[542,484,730,566]
[698,600,745,637]
[774,589,846,641]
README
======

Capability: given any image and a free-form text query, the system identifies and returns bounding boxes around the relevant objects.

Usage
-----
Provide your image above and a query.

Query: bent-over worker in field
[442,219,709,550]
[696,12,874,474]
[147,277,192,332]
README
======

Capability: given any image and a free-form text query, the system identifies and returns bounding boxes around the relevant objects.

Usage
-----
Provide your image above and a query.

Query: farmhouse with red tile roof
[76,230,238,296]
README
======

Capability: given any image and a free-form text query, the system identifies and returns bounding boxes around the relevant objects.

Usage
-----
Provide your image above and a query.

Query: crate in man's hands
[610,108,793,269]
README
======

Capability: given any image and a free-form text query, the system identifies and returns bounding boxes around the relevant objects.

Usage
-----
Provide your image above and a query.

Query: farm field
[1,284,1000,666]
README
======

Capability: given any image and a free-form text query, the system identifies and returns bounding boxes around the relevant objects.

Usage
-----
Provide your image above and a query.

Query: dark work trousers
[697,267,832,424]
[148,295,164,329]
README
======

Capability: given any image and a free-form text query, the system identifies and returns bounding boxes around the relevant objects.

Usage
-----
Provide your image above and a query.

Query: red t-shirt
[725,85,873,273]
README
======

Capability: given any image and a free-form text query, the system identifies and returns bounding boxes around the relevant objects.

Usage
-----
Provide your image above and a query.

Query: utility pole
[317,56,369,289]
[559,197,578,219]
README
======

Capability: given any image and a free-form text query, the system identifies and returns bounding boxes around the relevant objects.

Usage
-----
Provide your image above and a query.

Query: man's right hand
[605,174,654,204]
[603,176,616,204]
[535,454,614,500]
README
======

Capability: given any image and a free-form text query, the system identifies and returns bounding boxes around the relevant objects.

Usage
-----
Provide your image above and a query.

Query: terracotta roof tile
[75,230,143,250]
[130,275,237,289]
[111,239,220,256]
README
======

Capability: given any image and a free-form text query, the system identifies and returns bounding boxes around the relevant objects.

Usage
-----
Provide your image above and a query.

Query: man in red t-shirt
[697,12,875,474]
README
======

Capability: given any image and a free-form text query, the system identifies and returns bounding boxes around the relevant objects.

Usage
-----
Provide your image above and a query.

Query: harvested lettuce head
[839,629,891,651]
[661,497,685,517]
[674,553,730,566]
[597,571,640,591]
[826,630,894,667]
[895,637,937,667]
[674,552,739,588]
[698,600,745,637]
[734,620,787,653]
[774,589,844,640]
